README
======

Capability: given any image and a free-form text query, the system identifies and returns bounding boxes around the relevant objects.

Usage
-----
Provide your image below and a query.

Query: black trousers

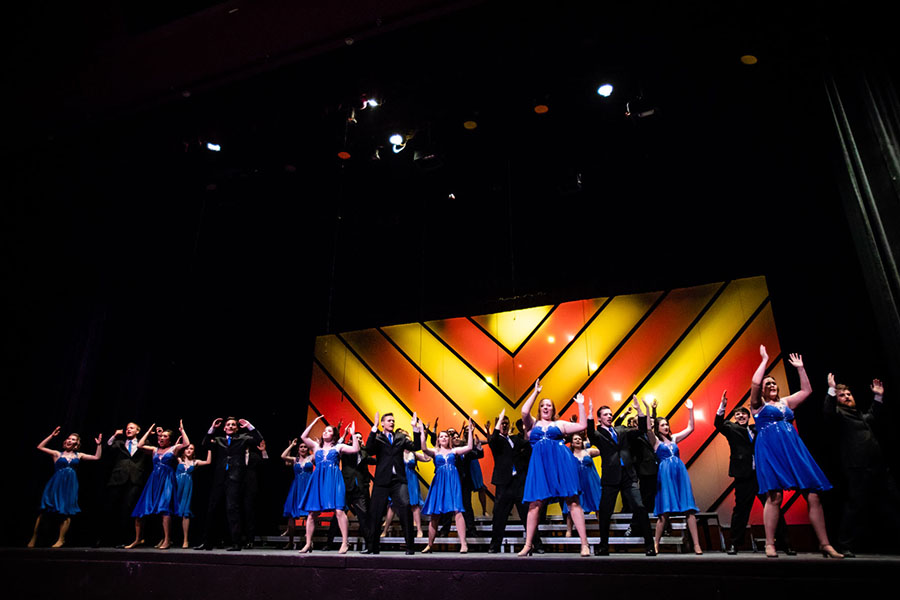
[638,473,657,516]
[240,469,259,544]
[102,482,143,546]
[838,466,900,552]
[489,474,543,551]
[327,486,370,547]
[369,476,414,551]
[731,475,791,549]
[598,480,652,549]
[204,473,244,545]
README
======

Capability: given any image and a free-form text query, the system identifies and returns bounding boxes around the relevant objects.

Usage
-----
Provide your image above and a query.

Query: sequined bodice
[434,453,458,469]
[529,425,565,447]
[315,448,341,466]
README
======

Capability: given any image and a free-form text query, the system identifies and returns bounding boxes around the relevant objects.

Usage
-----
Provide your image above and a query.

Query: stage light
[473,409,479,415]
[389,133,404,145]
[612,392,622,402]
[547,335,556,343]
[597,84,614,97]
[533,104,549,114]
[485,376,494,384]
[740,55,758,65]
[448,193,455,200]
[645,394,655,403]
[367,99,379,107]
[589,362,599,372]
[463,120,478,130]
[337,151,351,160]
[567,334,575,342]
[206,142,221,152]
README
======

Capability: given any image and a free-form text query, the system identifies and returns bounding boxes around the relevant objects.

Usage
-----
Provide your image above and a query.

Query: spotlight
[740,55,758,65]
[206,142,221,152]
[533,104,549,114]
[389,133,404,145]
[361,94,380,109]
[625,95,658,119]
[597,84,614,97]
[337,151,351,160]
[463,120,478,129]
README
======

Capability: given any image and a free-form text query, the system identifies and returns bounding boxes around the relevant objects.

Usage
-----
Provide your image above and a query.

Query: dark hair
[652,418,672,442]
[835,384,851,393]
[734,407,751,418]
[158,429,175,447]
[224,416,239,425]
[381,413,394,422]
[597,405,611,419]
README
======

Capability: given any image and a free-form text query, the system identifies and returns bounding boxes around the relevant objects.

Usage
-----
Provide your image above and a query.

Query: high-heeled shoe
[819,545,844,559]
[580,545,591,557]
[338,543,349,555]
[124,540,145,549]
[298,543,313,554]
[459,546,468,554]
[421,545,433,554]
[693,545,703,555]
[517,544,533,557]
[158,542,171,550]
[765,544,778,558]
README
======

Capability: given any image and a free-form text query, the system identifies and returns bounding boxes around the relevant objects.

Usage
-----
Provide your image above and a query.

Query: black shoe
[487,547,500,554]
[227,545,241,551]
[193,543,214,551]
[114,544,125,549]
[842,550,856,558]
[405,549,415,555]
[645,547,657,556]
[534,547,545,555]
[244,542,254,549]
[360,548,380,555]
[727,545,738,555]
[595,546,609,556]
[784,547,797,556]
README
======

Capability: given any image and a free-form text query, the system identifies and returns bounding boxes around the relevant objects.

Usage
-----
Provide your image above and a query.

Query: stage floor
[3,547,894,599]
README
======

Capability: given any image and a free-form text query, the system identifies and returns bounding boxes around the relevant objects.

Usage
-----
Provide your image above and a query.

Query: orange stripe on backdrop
[471,305,554,354]
[308,361,372,433]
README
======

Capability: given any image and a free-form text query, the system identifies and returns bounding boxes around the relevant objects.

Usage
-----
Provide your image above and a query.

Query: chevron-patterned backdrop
[307,275,812,525]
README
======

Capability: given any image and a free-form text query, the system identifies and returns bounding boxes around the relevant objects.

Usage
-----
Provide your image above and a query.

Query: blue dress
[422,453,465,515]
[300,448,345,511]
[174,463,195,518]
[654,441,698,514]
[523,424,581,503]
[563,454,602,514]
[406,458,424,507]
[283,459,315,517]
[132,451,177,517]
[40,456,81,516]
[469,457,484,490]
[754,402,831,493]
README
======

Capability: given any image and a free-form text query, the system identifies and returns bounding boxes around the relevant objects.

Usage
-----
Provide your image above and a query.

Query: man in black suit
[587,401,654,556]
[240,438,268,548]
[824,374,900,556]
[487,409,543,553]
[363,411,420,554]
[617,406,658,519]
[715,391,791,555]
[194,416,263,551]
[456,426,484,533]
[102,422,150,547]
[326,429,375,550]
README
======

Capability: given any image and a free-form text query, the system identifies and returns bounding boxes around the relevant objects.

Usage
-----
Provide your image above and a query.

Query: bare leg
[518,501,542,556]
[565,513,573,536]
[687,513,701,554]
[159,515,172,549]
[654,514,666,553]
[567,498,590,556]
[27,514,42,548]
[382,505,394,537]
[423,516,437,552]
[478,489,488,516]
[299,513,315,553]
[455,512,468,552]
[412,506,423,538]
[337,510,350,553]
[125,518,144,549]
[807,492,842,557]
[284,518,296,549]
[51,517,71,548]
[763,491,782,557]
[181,517,191,548]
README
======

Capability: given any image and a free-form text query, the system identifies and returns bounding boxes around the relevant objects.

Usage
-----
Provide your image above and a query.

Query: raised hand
[212,418,223,429]
[258,439,266,451]
[348,422,356,436]
[685,399,694,410]
[179,419,185,432]
[114,429,124,437]
[51,426,61,437]
[94,433,103,444]
[411,412,418,428]
[720,390,728,409]
[574,392,585,404]
[760,345,768,361]
[827,373,836,388]
[149,424,157,435]
[238,419,251,429]
[290,438,298,447]
[588,398,594,416]
[872,378,885,396]
[787,353,804,369]
[535,379,543,394]
[651,397,658,409]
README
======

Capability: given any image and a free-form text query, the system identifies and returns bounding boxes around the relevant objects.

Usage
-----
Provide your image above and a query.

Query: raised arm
[36,427,62,458]
[419,420,435,458]
[715,390,729,431]
[453,419,475,455]
[300,415,323,453]
[783,353,812,409]
[558,393,586,435]
[672,399,695,443]
[339,422,360,455]
[172,419,190,453]
[79,433,104,461]
[521,379,542,432]
[282,439,298,465]
[195,450,213,467]
[750,345,769,411]
[136,423,156,452]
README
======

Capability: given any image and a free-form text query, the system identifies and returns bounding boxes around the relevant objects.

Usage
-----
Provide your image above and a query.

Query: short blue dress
[654,441,698,514]
[523,424,580,503]
[174,463,195,518]
[405,458,424,507]
[40,456,81,516]
[300,448,346,512]
[469,457,484,490]
[132,451,177,517]
[283,459,315,517]
[421,453,465,515]
[563,453,602,514]
[754,402,831,493]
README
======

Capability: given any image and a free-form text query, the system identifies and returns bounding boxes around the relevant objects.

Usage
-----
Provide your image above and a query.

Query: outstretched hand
[787,353,804,369]
[720,390,728,409]
[827,373,836,388]
[212,418,223,429]
[51,426,61,437]
[238,419,251,429]
[685,399,694,410]
[574,392,585,405]
[94,433,103,444]
[872,379,885,396]
[534,379,543,394]
[759,345,768,361]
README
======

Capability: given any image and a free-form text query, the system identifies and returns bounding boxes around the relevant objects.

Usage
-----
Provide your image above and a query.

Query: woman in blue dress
[519,379,589,557]
[470,430,488,517]
[174,440,211,548]
[563,432,601,537]
[280,438,314,549]
[639,396,702,554]
[751,345,842,558]
[126,421,189,549]
[298,416,359,554]
[28,427,102,548]
[418,418,473,553]
[380,428,431,540]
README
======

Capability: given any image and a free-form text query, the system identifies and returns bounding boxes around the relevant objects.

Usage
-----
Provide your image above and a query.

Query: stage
[3,546,893,599]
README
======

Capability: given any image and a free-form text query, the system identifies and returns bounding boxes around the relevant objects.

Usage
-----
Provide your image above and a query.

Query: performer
[824,374,900,556]
[588,398,655,556]
[363,411,421,555]
[628,400,659,517]
[639,397,702,554]
[563,432,602,537]
[470,435,489,517]
[174,441,211,548]
[102,422,150,547]
[456,424,484,533]
[487,409,543,554]
[419,419,474,553]
[326,428,375,551]
[519,379,590,557]
[280,438,314,549]
[381,433,430,539]
[715,390,792,555]
[194,416,263,551]
[127,422,189,549]
[28,427,102,548]
[241,438,268,548]
[750,346,842,558]
[298,417,359,554]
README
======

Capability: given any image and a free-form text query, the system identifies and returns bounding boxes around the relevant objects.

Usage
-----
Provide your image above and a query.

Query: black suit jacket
[823,392,885,471]
[341,445,375,493]
[714,413,756,479]
[488,431,528,485]
[587,418,643,486]
[457,445,484,488]
[106,437,150,486]
[365,430,421,486]
[203,429,264,482]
